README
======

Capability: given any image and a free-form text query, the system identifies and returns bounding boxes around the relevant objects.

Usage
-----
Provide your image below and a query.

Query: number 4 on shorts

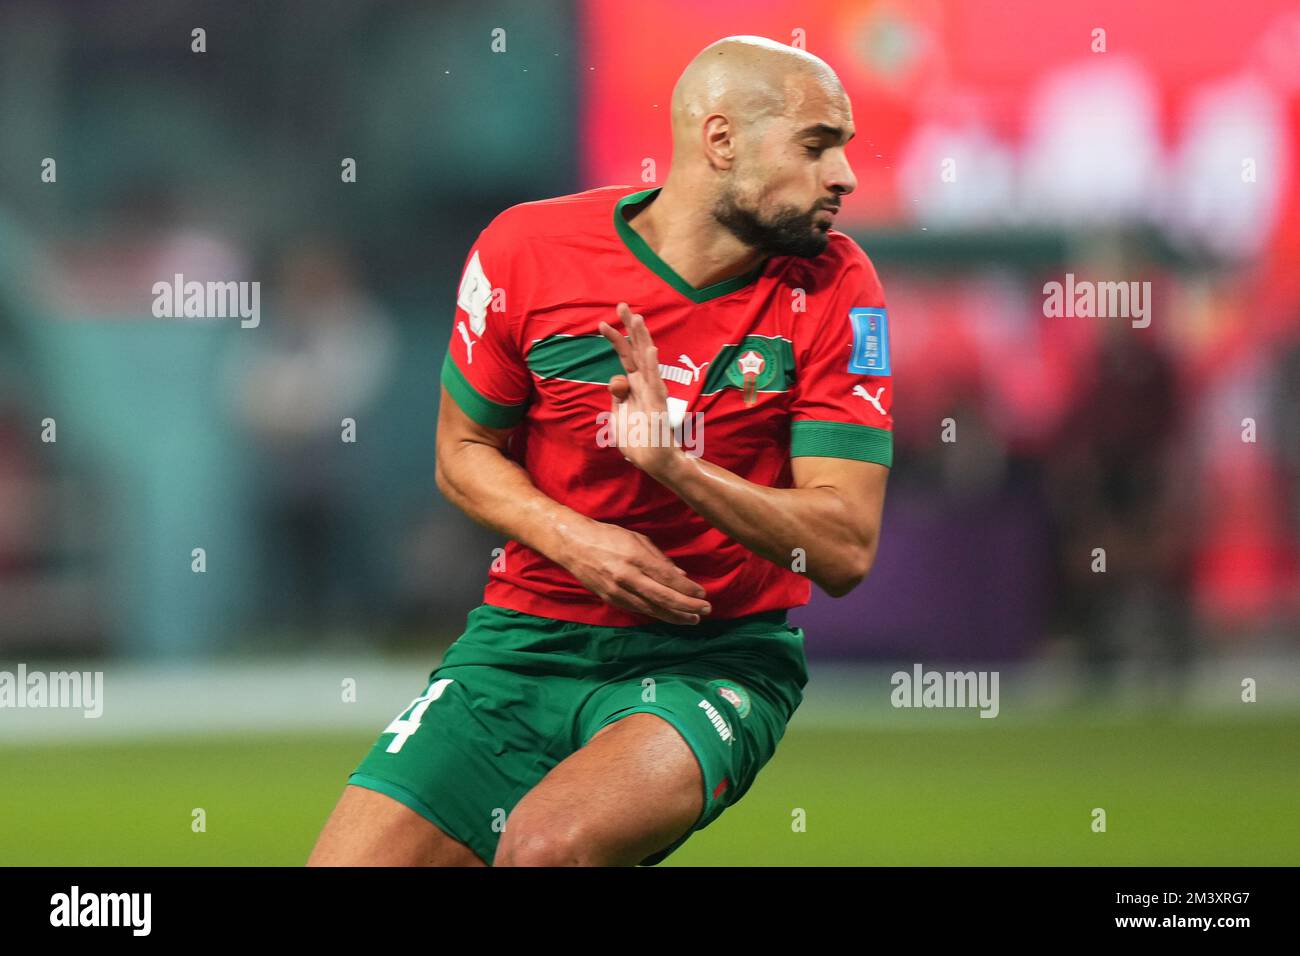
[383,677,454,753]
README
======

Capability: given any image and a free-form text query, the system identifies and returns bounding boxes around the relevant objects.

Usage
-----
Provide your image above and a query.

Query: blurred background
[1,0,1298,865]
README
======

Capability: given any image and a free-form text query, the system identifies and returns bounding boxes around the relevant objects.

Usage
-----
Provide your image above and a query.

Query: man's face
[713,79,857,258]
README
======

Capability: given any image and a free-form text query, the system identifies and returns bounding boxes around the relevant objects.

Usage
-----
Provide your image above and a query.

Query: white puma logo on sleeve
[852,384,886,416]
[457,320,476,364]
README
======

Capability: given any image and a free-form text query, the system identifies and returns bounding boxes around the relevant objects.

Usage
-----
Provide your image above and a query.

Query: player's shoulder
[825,228,879,274]
[774,234,889,348]
[783,229,881,291]
[772,231,886,325]
[480,185,637,243]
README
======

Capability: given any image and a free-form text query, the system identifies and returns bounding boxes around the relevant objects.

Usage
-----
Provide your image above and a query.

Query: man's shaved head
[664,36,857,258]
[670,36,842,147]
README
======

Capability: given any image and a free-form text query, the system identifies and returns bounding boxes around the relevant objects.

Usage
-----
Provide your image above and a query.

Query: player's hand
[598,303,683,481]
[556,516,711,625]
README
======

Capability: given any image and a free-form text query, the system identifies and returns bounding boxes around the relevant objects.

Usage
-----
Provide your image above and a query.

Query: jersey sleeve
[440,218,532,428]
[789,242,894,467]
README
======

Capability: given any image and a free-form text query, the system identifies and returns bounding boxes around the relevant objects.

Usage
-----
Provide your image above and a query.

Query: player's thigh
[308,784,486,867]
[494,713,703,867]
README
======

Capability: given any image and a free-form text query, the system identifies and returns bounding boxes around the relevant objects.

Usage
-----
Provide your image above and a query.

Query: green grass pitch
[3,714,1297,865]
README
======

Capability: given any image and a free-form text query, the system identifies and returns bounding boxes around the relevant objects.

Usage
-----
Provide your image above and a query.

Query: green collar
[613,187,766,303]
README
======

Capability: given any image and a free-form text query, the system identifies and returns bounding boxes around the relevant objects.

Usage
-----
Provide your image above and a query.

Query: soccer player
[309,35,893,867]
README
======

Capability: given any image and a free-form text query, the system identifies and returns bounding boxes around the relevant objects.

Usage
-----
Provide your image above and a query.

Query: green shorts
[348,603,809,866]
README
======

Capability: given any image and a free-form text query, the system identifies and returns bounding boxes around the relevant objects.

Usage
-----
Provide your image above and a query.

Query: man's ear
[702,115,738,169]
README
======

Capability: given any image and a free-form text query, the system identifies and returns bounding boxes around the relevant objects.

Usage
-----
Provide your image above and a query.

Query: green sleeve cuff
[440,351,527,429]
[790,420,893,467]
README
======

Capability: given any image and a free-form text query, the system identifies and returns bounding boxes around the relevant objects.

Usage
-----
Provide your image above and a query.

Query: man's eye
[804,145,825,157]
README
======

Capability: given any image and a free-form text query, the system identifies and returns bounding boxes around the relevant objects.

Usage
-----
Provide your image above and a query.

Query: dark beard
[713,189,832,258]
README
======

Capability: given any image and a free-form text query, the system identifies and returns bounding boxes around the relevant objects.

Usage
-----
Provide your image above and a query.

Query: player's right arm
[435,391,710,624]
[434,222,710,625]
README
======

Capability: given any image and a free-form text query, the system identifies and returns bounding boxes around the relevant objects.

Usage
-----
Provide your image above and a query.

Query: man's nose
[826,154,857,196]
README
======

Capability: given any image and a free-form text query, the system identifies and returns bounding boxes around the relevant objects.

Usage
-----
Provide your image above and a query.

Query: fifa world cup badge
[737,349,766,406]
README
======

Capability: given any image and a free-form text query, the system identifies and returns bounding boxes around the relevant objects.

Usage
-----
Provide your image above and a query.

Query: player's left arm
[656,443,886,598]
[600,280,892,598]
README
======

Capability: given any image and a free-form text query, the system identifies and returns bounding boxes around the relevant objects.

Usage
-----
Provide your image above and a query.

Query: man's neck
[625,182,767,290]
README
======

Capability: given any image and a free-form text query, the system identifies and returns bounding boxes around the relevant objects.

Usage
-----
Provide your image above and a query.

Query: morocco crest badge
[736,349,765,406]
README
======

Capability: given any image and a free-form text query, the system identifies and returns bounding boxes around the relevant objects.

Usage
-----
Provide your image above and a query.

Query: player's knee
[494,817,598,866]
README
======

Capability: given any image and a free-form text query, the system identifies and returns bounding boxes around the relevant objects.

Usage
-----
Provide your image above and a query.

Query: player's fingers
[637,557,710,602]
[628,551,711,607]
[608,375,631,402]
[629,317,658,376]
[623,574,711,621]
[602,583,698,625]
[597,320,620,346]
[598,321,638,374]
[614,302,643,341]
[621,305,657,363]
[627,535,709,597]
[629,310,655,354]
[643,345,668,396]
[620,307,662,391]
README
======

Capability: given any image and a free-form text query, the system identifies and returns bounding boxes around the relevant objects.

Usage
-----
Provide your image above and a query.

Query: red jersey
[442,184,894,625]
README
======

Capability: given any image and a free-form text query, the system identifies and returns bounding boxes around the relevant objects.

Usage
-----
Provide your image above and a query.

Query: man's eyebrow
[796,123,854,144]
